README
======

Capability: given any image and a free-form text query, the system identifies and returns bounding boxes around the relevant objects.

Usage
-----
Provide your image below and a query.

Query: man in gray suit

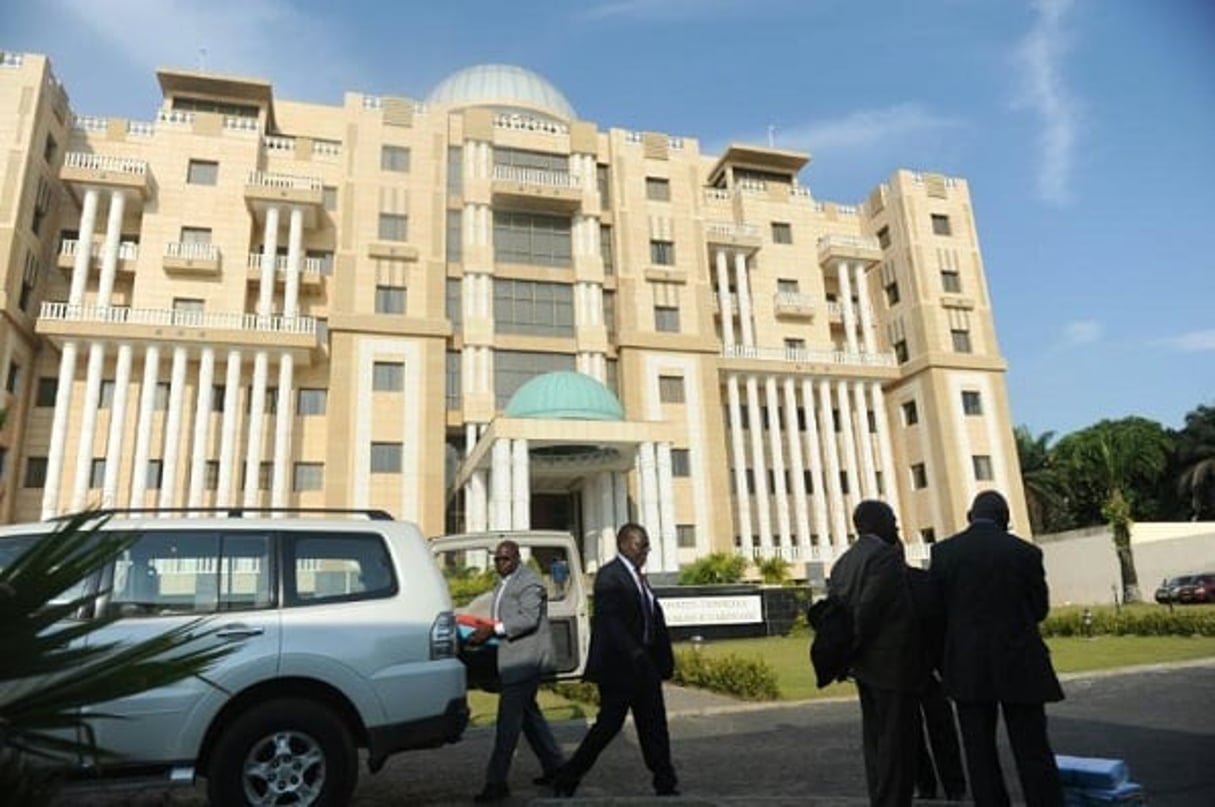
[829,500,924,806]
[468,540,565,803]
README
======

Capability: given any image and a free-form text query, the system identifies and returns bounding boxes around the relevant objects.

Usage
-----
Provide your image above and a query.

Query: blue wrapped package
[1063,781,1145,806]
[1055,756,1129,790]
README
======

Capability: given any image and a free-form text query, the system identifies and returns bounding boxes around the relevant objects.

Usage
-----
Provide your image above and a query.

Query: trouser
[915,676,967,798]
[955,700,1063,807]
[485,676,564,786]
[857,681,919,807]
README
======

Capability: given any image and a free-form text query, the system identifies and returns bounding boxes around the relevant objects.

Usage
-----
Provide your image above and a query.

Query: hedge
[671,648,780,700]
[1042,605,1215,637]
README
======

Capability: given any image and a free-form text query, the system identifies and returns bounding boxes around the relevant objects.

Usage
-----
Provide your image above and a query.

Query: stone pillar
[638,442,661,547]
[854,263,876,354]
[128,345,160,507]
[216,350,242,507]
[101,343,133,508]
[490,439,512,530]
[69,341,106,511]
[817,379,847,546]
[871,382,901,517]
[838,262,859,355]
[782,378,811,551]
[853,380,878,498]
[745,375,771,553]
[158,346,189,509]
[68,188,100,305]
[511,438,530,530]
[715,249,735,350]
[243,350,269,506]
[656,442,677,573]
[765,376,791,552]
[271,353,295,509]
[188,349,216,509]
[726,374,752,549]
[258,206,280,316]
[836,378,862,520]
[801,379,831,548]
[734,252,755,347]
[284,206,304,318]
[96,189,126,306]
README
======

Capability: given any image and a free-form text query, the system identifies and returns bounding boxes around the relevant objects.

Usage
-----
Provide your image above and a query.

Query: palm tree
[1176,404,1215,520]
[1014,425,1062,535]
[0,512,232,804]
[1052,418,1173,603]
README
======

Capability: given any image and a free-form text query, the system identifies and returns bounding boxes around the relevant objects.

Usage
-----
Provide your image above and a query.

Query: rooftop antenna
[767,124,776,148]
[198,47,208,72]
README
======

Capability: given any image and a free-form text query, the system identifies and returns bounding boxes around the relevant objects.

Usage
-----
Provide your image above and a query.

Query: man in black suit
[931,490,1064,807]
[829,500,924,806]
[552,522,677,798]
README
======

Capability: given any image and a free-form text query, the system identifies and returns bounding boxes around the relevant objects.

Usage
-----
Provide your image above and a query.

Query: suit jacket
[584,556,674,689]
[493,564,556,687]
[930,520,1064,704]
[828,534,922,692]
[906,565,945,678]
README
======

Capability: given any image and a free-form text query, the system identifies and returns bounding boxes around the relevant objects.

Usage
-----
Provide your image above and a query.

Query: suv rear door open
[431,531,588,686]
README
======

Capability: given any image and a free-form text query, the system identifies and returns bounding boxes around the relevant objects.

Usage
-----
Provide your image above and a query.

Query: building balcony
[773,291,816,319]
[57,239,139,274]
[164,241,221,277]
[490,164,583,211]
[244,171,324,225]
[245,253,327,294]
[817,234,882,266]
[721,344,898,370]
[59,151,151,200]
[35,302,319,358]
[705,220,762,250]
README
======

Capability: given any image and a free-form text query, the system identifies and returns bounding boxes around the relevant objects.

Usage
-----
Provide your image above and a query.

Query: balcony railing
[494,113,569,136]
[722,344,897,368]
[247,171,323,192]
[818,234,880,252]
[39,302,316,335]
[263,135,295,152]
[64,151,148,176]
[491,164,580,189]
[165,241,219,261]
[705,221,760,241]
[245,253,328,276]
[59,239,139,261]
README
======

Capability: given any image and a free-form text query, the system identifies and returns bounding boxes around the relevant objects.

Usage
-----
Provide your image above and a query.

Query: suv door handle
[216,625,264,640]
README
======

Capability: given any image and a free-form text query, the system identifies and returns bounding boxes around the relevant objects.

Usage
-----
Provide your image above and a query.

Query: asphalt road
[57,660,1215,806]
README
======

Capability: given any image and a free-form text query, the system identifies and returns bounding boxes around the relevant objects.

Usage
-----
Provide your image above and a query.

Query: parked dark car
[1155,574,1215,604]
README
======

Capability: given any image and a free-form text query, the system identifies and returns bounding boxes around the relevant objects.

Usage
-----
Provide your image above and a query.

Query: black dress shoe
[656,788,681,797]
[551,776,579,798]
[533,772,556,786]
[473,782,510,803]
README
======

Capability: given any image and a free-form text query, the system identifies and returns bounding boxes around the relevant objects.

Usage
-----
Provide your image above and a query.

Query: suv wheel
[207,698,357,807]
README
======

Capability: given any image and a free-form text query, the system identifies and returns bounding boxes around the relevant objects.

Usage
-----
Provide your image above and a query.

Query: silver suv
[0,508,468,805]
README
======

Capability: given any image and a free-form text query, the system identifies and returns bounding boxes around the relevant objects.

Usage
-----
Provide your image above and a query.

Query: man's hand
[467,624,495,646]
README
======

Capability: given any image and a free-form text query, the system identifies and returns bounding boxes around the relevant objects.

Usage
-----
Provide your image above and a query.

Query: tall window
[446,278,463,329]
[446,209,462,263]
[493,147,567,172]
[600,225,614,275]
[89,459,105,489]
[951,329,973,353]
[771,222,793,244]
[375,285,406,314]
[902,400,919,426]
[670,449,691,477]
[322,186,338,212]
[493,351,575,408]
[493,211,572,267]
[650,239,676,266]
[186,159,218,185]
[370,442,403,474]
[297,388,327,415]
[676,525,696,549]
[293,463,324,491]
[894,339,909,363]
[962,390,983,416]
[876,226,891,249]
[146,459,164,490]
[378,213,408,242]
[597,164,611,206]
[98,380,115,409]
[24,457,48,488]
[446,351,461,410]
[372,362,405,391]
[645,177,671,201]
[380,145,411,172]
[658,375,685,403]
[911,462,928,489]
[941,270,962,293]
[654,306,680,333]
[973,455,994,481]
[493,279,574,337]
[35,377,57,407]
[884,280,900,306]
[447,146,463,194]
[931,214,952,236]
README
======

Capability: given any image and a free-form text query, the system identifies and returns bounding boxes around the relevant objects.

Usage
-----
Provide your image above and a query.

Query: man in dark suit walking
[552,522,677,798]
[931,490,1065,807]
[467,540,565,803]
[829,500,924,806]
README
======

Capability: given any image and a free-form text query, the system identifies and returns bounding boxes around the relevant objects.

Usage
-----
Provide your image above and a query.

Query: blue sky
[4,0,1212,439]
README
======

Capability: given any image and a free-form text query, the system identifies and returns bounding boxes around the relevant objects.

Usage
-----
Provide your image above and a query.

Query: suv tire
[206,698,357,807]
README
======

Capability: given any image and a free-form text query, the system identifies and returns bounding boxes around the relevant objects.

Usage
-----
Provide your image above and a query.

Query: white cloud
[1012,0,1080,206]
[1062,319,1101,346]
[1158,329,1215,352]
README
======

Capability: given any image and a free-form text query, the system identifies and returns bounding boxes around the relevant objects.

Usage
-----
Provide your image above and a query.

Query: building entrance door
[530,492,579,535]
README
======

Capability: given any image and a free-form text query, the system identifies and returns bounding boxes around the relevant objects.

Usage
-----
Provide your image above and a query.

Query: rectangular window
[785,338,806,355]
[676,525,696,549]
[902,400,919,426]
[952,329,973,353]
[89,458,105,489]
[172,297,205,326]
[494,147,567,172]
[658,375,685,403]
[146,459,164,490]
[839,471,850,495]
[180,226,212,244]
[911,462,928,490]
[24,457,48,488]
[154,382,171,410]
[973,455,994,481]
[378,213,408,242]
[447,146,463,194]
[370,442,403,474]
[44,133,57,163]
[777,278,799,294]
[962,390,983,416]
[771,221,793,244]
[941,270,961,293]
[211,385,226,412]
[446,278,463,329]
[671,449,691,477]
[372,362,404,391]
[600,225,614,275]
[446,209,462,263]
[884,281,900,306]
[446,351,461,410]
[204,461,219,491]
[4,363,20,395]
[931,214,952,236]
[35,377,57,407]
[322,185,338,212]
[297,388,327,415]
[876,225,891,249]
[98,380,115,409]
[243,386,278,416]
[645,177,671,201]
[288,532,396,604]
[293,462,324,491]
[258,462,273,491]
[649,239,676,266]
[493,279,574,337]
[375,285,406,315]
[380,145,411,172]
[597,164,611,206]
[493,211,572,267]
[654,305,680,333]
[493,350,576,409]
[894,339,909,363]
[186,159,218,185]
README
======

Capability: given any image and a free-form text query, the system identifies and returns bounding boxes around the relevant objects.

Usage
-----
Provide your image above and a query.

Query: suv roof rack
[51,507,395,522]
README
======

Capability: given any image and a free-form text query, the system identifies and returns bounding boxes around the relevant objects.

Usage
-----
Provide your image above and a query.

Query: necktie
[639,571,654,644]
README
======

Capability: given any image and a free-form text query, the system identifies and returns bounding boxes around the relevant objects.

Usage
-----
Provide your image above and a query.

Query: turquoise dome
[504,372,624,421]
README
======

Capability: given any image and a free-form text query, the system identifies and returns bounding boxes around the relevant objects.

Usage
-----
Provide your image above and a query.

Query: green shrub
[679,552,748,585]
[443,567,497,606]
[757,556,791,585]
[1041,604,1215,637]
[543,680,599,706]
[672,648,780,700]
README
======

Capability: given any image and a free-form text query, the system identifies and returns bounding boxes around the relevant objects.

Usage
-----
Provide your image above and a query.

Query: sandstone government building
[0,51,1030,576]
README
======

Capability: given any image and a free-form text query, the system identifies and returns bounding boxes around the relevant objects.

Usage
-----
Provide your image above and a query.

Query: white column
[470,470,488,533]
[69,341,106,511]
[871,382,902,517]
[490,439,512,530]
[258,206,280,316]
[128,346,160,508]
[243,350,269,506]
[217,350,242,507]
[463,423,484,532]
[836,379,862,519]
[511,438,530,530]
[715,249,735,350]
[838,262,859,354]
[188,349,216,509]
[817,379,847,546]
[598,471,615,570]
[638,442,661,544]
[581,476,598,566]
[852,380,878,498]
[68,188,100,305]
[96,190,126,307]
[734,252,755,347]
[764,376,791,549]
[782,378,811,550]
[656,441,677,573]
[854,263,877,354]
[42,343,79,518]
[726,375,752,547]
[284,206,304,318]
[101,343,133,508]
[270,354,295,510]
[158,346,189,509]
[612,470,629,531]
[745,376,771,553]
[801,379,830,547]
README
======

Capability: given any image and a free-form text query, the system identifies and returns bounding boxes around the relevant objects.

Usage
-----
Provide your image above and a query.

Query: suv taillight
[430,610,458,660]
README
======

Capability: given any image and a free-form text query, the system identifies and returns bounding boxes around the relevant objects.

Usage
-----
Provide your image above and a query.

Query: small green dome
[504,371,625,421]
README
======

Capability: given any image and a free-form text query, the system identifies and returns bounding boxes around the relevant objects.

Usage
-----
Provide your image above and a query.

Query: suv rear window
[285,532,397,606]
